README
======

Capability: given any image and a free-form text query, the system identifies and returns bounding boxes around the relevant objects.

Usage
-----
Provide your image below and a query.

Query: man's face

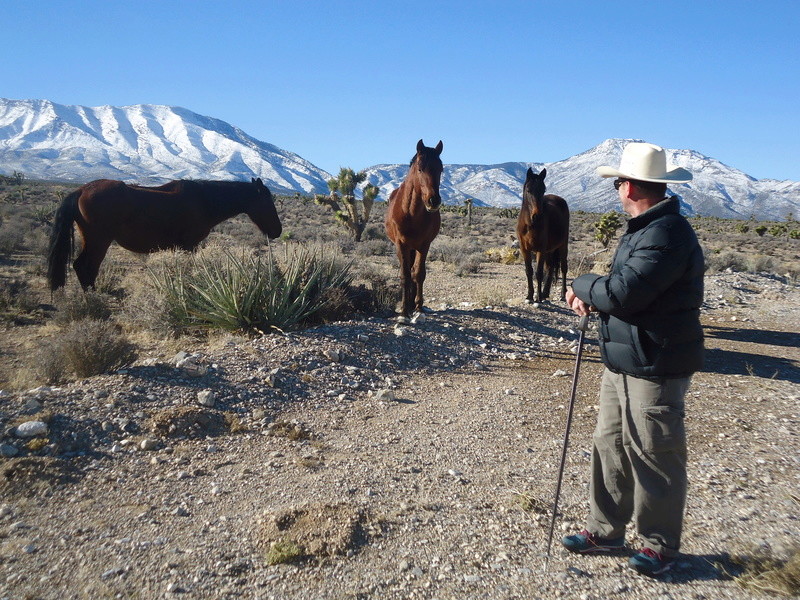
[615,178,635,216]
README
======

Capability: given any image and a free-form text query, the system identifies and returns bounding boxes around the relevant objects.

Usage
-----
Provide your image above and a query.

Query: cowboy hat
[597,142,692,183]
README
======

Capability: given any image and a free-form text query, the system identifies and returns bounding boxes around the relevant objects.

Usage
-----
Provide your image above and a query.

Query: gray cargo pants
[586,368,690,557]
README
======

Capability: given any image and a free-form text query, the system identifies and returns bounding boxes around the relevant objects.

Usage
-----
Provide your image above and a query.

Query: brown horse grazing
[385,139,444,322]
[47,178,282,291]
[516,167,570,304]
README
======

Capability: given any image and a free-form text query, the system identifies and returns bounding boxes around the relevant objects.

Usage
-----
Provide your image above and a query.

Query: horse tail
[47,189,80,291]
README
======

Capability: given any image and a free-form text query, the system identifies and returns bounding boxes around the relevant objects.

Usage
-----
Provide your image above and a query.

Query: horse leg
[522,248,534,303]
[396,244,414,319]
[542,251,556,300]
[73,236,111,290]
[412,246,430,314]
[534,251,546,303]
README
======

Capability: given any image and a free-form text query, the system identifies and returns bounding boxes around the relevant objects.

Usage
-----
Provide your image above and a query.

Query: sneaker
[628,548,674,576]
[561,529,625,554]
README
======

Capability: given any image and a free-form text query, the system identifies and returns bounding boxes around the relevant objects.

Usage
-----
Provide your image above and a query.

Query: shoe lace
[641,547,663,560]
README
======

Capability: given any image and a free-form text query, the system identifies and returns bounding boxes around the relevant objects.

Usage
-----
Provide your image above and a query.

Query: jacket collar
[627,196,680,233]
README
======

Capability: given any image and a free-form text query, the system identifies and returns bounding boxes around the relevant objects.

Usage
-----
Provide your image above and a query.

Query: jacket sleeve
[572,221,694,317]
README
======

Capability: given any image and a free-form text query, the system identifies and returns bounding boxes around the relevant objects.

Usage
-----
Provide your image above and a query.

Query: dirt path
[1,268,798,599]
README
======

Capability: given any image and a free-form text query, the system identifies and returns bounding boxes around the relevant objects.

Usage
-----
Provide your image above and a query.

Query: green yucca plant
[146,245,352,333]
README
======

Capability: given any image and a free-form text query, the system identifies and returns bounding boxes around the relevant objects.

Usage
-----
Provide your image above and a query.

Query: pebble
[197,390,216,407]
[14,421,48,437]
[0,443,19,457]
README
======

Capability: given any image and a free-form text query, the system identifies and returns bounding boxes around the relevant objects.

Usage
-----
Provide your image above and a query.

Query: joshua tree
[315,168,379,242]
[594,211,623,248]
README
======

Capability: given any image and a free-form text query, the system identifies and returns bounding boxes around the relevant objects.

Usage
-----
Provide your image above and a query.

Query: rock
[139,439,158,451]
[197,390,216,407]
[375,389,396,402]
[0,443,19,457]
[14,421,48,437]
[22,398,42,414]
[323,349,341,362]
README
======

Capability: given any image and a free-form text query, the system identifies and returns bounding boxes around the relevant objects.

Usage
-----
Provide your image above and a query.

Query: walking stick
[544,314,590,572]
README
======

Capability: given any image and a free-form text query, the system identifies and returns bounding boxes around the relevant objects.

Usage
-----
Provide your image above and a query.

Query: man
[562,142,704,577]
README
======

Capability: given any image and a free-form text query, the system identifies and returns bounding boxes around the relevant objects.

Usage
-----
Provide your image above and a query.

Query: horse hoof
[524,298,533,305]
[396,315,411,325]
[411,311,425,324]
[532,302,540,309]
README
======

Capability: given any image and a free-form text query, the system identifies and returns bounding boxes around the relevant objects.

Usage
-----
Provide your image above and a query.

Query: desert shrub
[34,319,136,383]
[0,277,39,317]
[790,229,800,240]
[0,220,26,254]
[485,246,519,264]
[353,238,393,258]
[135,244,353,334]
[53,288,113,325]
[92,258,129,298]
[755,225,767,237]
[430,237,479,264]
[735,222,750,234]
[706,251,749,273]
[352,266,399,316]
[453,253,483,276]
[768,224,788,237]
[749,255,776,274]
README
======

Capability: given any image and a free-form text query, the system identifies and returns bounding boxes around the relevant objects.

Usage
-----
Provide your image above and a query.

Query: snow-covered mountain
[0,98,331,194]
[363,138,800,220]
[1,99,797,220]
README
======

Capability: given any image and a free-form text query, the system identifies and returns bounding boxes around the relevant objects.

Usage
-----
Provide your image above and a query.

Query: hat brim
[596,165,693,183]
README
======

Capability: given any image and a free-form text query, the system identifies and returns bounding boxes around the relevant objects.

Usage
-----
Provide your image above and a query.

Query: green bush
[142,245,354,334]
[594,211,623,247]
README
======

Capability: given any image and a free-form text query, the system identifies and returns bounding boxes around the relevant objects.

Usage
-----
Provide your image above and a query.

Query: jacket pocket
[642,405,686,453]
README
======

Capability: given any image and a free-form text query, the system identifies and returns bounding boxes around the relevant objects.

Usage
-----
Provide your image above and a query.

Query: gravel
[0,267,798,599]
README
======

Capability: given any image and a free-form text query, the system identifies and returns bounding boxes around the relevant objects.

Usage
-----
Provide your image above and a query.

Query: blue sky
[2,0,799,180]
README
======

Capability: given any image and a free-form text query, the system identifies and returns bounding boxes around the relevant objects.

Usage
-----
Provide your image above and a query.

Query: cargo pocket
[642,405,686,453]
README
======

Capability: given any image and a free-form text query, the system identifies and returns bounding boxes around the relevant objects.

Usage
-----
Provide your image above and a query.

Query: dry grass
[734,548,800,596]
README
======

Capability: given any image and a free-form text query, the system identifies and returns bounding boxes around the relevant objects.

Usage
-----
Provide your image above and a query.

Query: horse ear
[417,139,425,153]
[540,168,547,180]
[526,167,534,179]
[435,140,443,155]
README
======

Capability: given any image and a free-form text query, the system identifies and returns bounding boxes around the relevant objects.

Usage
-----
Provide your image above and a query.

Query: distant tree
[594,211,623,248]
[314,168,379,242]
[755,225,768,237]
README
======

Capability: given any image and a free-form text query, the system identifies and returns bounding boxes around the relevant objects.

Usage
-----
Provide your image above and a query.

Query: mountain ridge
[1,98,797,220]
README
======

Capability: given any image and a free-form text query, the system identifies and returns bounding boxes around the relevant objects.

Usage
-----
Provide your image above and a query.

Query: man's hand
[566,287,593,317]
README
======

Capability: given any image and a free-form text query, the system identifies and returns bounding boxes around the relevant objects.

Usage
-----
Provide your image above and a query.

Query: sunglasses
[613,178,629,190]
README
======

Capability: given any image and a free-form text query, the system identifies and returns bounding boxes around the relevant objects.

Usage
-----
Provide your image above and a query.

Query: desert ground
[0,183,798,599]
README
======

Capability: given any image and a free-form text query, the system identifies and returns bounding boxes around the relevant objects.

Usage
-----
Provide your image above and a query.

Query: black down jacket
[572,197,704,379]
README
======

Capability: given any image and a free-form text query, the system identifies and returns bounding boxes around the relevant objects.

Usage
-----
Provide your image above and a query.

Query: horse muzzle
[424,197,442,213]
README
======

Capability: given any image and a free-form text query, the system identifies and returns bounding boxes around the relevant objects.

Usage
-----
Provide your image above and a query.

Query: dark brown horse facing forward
[47,178,282,291]
[516,167,570,303]
[385,139,444,321]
